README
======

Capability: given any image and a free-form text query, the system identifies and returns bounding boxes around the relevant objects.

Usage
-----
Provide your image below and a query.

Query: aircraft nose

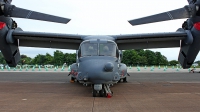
[77,57,119,83]
[104,62,114,72]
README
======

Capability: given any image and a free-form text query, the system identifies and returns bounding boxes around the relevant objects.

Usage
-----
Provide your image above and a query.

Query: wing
[125,1,200,69]
[114,31,188,50]
[0,24,85,67]
[114,29,199,69]
[13,30,85,49]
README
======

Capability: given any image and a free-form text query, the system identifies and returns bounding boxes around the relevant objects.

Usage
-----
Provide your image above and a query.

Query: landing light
[83,77,87,82]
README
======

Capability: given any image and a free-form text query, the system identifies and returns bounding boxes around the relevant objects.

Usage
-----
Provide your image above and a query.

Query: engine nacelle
[0,22,20,67]
[178,23,200,68]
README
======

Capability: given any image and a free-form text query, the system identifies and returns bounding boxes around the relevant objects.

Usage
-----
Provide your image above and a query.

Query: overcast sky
[11,0,197,61]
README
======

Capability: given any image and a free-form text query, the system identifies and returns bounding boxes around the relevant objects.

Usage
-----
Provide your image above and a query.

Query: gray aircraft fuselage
[69,36,127,85]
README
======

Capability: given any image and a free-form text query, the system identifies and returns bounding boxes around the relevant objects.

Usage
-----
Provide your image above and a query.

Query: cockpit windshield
[81,43,98,56]
[99,43,116,56]
[80,41,117,57]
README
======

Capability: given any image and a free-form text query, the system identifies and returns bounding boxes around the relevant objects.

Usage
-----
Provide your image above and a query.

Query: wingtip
[65,19,71,24]
[128,20,132,25]
[128,20,136,26]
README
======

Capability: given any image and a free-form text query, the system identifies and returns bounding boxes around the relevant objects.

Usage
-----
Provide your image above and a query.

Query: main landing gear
[118,77,127,83]
[123,77,127,83]
[70,77,75,83]
[92,84,113,98]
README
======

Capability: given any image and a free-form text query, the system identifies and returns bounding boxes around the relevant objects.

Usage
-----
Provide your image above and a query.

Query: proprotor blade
[4,5,71,24]
[128,7,190,26]
[187,0,197,4]
[5,0,12,4]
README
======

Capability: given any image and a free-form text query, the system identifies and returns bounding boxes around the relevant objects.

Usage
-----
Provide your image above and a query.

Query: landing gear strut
[104,84,113,98]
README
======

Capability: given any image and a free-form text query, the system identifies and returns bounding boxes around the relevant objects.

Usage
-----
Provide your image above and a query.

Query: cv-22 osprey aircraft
[0,0,200,98]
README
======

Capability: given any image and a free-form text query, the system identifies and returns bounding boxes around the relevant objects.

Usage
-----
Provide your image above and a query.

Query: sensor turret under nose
[104,62,114,72]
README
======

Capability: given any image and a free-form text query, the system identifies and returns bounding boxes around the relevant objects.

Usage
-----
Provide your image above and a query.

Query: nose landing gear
[92,84,113,98]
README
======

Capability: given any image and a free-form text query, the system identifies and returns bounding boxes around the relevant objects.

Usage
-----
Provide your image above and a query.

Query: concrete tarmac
[1,71,200,112]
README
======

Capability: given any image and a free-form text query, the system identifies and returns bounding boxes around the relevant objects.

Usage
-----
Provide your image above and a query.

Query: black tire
[71,77,75,81]
[93,89,97,97]
[118,79,122,83]
[123,77,127,83]
[100,89,105,97]
[76,79,79,83]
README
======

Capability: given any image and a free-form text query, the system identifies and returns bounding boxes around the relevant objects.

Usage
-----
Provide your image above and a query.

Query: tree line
[122,49,170,66]
[0,49,180,66]
[0,50,76,66]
